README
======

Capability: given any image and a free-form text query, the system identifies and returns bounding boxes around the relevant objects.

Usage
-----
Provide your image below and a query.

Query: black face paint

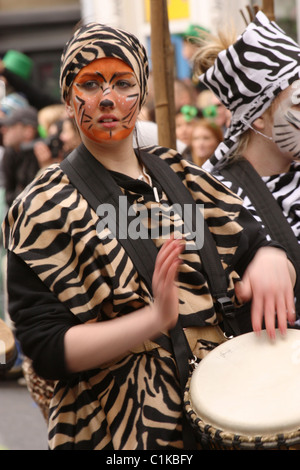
[272,80,300,159]
[100,99,114,108]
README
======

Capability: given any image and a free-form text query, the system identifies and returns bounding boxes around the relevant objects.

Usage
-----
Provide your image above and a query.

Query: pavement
[0,376,48,450]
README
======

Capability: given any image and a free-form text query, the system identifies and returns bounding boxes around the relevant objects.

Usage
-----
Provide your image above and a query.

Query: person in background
[1,49,33,84]
[0,83,31,376]
[197,89,231,133]
[0,106,40,207]
[34,115,82,170]
[3,22,296,451]
[59,117,81,158]
[174,78,198,110]
[0,50,32,121]
[32,104,66,173]
[0,93,29,119]
[37,104,66,137]
[0,91,30,230]
[0,107,40,380]
[190,118,223,167]
[180,24,209,94]
[194,11,300,319]
[0,50,60,110]
[175,104,202,160]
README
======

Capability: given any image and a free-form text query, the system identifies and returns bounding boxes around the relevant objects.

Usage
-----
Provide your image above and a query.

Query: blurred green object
[180,105,199,122]
[202,104,217,118]
[3,50,33,80]
[181,24,210,41]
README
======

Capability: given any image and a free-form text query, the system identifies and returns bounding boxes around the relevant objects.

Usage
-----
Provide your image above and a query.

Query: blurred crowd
[0,49,82,379]
[0,23,227,252]
[0,23,227,380]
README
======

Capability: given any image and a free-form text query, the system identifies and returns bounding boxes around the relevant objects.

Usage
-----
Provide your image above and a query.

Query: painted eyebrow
[76,71,135,83]
[77,71,134,82]
[75,72,105,81]
[109,72,135,84]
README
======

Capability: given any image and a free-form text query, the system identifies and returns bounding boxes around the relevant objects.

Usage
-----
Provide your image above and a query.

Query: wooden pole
[240,2,275,26]
[150,0,176,149]
[262,0,275,21]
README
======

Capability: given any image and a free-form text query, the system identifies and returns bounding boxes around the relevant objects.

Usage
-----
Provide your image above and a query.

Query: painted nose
[100,98,114,108]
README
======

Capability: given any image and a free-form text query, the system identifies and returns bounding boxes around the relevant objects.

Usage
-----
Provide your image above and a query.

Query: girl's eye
[291,91,300,106]
[77,80,99,91]
[290,101,300,111]
[115,80,131,89]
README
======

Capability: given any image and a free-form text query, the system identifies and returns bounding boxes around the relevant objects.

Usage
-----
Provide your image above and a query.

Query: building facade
[0,0,298,100]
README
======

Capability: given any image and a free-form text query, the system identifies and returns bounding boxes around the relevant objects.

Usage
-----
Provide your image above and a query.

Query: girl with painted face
[194,11,300,319]
[3,22,296,450]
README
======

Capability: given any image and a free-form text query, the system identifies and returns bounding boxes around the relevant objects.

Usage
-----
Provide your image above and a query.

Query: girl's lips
[98,116,119,128]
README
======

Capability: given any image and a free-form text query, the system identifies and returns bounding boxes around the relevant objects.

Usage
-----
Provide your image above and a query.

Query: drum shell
[184,332,300,450]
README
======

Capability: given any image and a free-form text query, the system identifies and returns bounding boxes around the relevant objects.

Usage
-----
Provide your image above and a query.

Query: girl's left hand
[234,247,296,339]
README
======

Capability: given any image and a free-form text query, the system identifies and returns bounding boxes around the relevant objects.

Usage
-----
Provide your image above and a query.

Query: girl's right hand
[151,237,184,331]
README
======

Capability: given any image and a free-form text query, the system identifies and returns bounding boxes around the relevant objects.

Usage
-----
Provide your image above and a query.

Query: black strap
[220,158,300,307]
[61,146,176,355]
[61,144,158,293]
[61,144,239,337]
[61,144,239,335]
[139,150,240,337]
[60,144,239,449]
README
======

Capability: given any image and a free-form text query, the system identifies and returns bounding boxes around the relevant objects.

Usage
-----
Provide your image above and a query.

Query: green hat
[3,50,33,80]
[181,24,209,41]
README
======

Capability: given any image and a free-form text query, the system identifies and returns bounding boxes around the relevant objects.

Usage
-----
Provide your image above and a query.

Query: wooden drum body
[0,318,17,371]
[184,329,300,449]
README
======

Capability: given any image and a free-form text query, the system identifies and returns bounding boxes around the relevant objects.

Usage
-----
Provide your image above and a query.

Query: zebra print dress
[3,145,272,450]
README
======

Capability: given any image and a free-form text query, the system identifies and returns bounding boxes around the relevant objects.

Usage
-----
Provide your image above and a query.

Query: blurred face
[272,80,300,159]
[68,57,140,143]
[211,96,229,128]
[1,122,28,149]
[60,119,80,154]
[175,114,194,146]
[191,125,219,161]
[182,40,197,63]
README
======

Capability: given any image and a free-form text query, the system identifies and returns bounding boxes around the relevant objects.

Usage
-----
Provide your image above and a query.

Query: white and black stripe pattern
[60,23,149,107]
[201,11,300,171]
[273,114,300,159]
[213,161,300,243]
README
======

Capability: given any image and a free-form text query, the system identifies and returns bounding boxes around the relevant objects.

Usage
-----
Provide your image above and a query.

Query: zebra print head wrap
[60,23,149,107]
[201,11,300,171]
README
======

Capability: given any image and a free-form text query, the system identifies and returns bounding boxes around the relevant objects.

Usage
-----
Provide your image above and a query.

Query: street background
[0,378,48,450]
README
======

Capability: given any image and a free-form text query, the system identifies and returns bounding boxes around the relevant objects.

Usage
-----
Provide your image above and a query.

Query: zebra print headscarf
[60,23,149,107]
[201,11,300,171]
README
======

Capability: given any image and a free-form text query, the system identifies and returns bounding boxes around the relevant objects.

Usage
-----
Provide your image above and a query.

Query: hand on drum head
[234,247,296,339]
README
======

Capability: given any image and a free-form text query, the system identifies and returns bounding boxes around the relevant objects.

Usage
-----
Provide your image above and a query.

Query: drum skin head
[189,329,300,436]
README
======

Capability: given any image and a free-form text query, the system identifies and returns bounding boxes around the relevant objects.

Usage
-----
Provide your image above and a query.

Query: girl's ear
[252,107,272,132]
[252,116,265,131]
[65,98,75,119]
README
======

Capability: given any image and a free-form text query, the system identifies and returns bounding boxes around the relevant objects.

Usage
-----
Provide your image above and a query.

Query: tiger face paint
[69,58,141,142]
[272,80,300,159]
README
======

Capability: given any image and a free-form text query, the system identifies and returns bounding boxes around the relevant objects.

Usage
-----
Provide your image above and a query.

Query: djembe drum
[184,329,300,449]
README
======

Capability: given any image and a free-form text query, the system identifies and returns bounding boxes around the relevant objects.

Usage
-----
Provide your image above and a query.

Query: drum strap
[220,158,300,312]
[61,144,241,448]
[138,149,240,339]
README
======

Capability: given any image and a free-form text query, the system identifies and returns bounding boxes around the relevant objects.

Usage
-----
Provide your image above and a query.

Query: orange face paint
[70,58,140,142]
